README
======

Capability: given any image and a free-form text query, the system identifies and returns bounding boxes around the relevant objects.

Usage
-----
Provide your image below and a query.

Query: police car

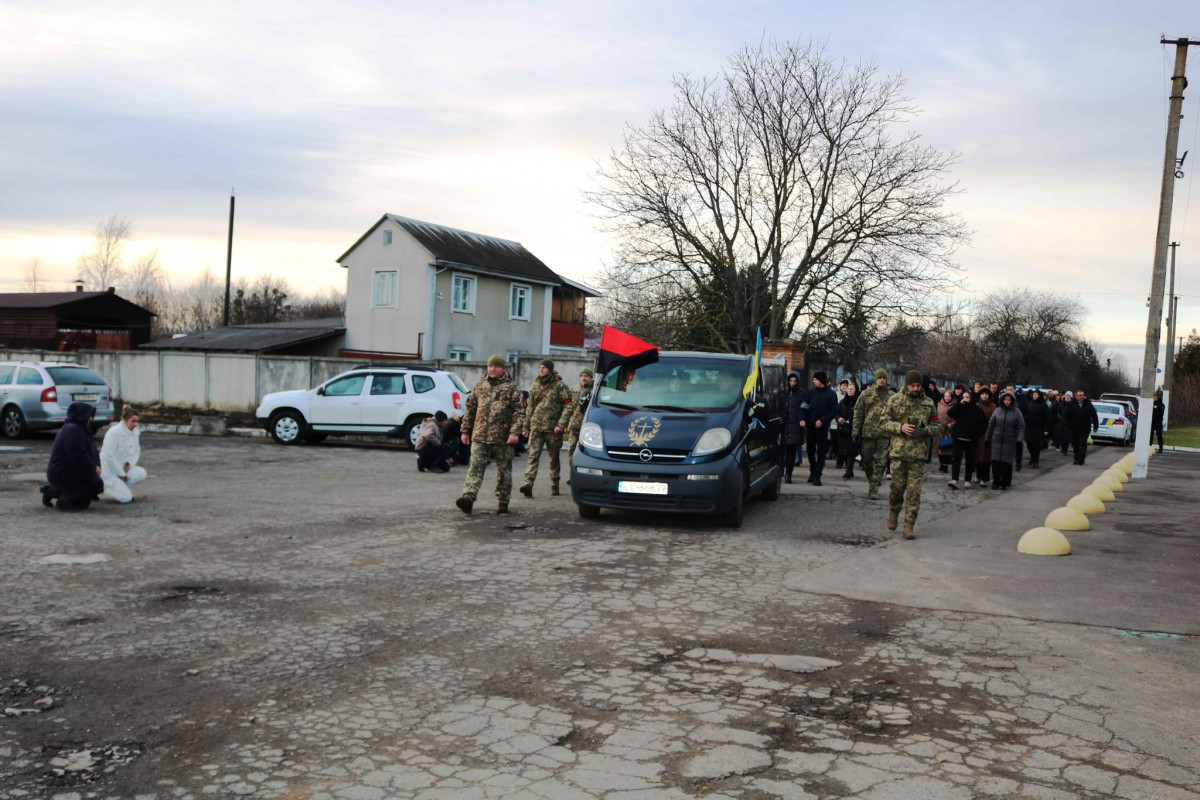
[1091,401,1132,446]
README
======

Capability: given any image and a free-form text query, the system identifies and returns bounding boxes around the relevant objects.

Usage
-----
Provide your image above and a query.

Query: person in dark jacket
[985,391,1026,490]
[1023,388,1051,467]
[783,370,806,483]
[1008,384,1030,470]
[1064,390,1100,465]
[800,371,838,486]
[836,381,860,479]
[946,391,986,488]
[923,376,940,463]
[41,402,104,510]
[1151,390,1165,453]
[1057,392,1075,454]
[974,388,996,486]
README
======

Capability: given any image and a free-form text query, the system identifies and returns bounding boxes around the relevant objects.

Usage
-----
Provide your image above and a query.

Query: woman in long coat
[784,370,806,483]
[1023,388,1051,468]
[836,381,860,479]
[985,391,1026,490]
[973,388,997,486]
[936,389,956,473]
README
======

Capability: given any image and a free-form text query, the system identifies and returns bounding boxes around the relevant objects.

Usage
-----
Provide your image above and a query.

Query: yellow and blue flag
[742,327,762,399]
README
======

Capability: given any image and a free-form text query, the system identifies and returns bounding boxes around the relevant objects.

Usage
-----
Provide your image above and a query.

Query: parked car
[0,361,114,439]
[255,365,469,447]
[1091,401,1132,446]
[1100,393,1140,414]
[1106,399,1138,436]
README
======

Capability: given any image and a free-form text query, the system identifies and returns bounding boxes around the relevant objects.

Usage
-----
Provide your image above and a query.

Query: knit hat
[874,368,888,380]
[487,354,506,367]
[813,371,828,386]
[904,370,922,386]
[580,367,594,378]
[539,358,555,372]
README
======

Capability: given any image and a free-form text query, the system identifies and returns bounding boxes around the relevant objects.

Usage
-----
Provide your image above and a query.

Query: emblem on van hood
[627,415,662,446]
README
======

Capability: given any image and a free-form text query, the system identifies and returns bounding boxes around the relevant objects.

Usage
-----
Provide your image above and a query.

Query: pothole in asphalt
[3,677,64,716]
[34,740,144,789]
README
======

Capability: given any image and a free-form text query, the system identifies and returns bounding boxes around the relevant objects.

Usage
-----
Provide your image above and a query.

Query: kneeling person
[42,402,105,510]
[416,411,453,472]
[100,405,148,503]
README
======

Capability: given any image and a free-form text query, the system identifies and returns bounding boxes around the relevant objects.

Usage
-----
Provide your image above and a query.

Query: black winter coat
[1065,399,1099,434]
[804,385,838,428]
[837,393,859,451]
[1024,397,1052,443]
[46,402,103,497]
[947,400,987,443]
[785,371,806,445]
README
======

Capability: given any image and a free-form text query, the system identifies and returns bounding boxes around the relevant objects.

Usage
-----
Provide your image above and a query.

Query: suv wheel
[269,411,306,445]
[2,406,28,440]
[402,415,425,449]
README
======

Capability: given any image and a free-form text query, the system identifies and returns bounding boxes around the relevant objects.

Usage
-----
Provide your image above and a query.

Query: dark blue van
[569,352,787,527]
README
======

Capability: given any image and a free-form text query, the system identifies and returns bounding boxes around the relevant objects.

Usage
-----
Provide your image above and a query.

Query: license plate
[618,480,668,495]
[74,393,98,401]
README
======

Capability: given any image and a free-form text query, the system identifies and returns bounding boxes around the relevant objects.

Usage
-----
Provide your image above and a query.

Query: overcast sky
[2,0,1199,370]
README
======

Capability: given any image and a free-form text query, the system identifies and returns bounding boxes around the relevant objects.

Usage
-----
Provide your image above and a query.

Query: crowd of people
[785,370,1135,540]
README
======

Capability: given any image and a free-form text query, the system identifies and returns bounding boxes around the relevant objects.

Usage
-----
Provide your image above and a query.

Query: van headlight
[579,422,603,450]
[692,427,732,456]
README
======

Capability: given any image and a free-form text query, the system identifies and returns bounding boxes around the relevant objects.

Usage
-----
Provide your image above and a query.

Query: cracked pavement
[1,435,1197,799]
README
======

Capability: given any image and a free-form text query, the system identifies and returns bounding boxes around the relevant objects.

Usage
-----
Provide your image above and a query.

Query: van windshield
[597,358,746,412]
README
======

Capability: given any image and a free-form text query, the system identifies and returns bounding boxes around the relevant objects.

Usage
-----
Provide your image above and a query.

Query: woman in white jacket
[101,406,147,503]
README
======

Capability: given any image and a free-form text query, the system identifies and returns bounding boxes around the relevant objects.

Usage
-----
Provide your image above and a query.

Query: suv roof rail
[350,363,441,372]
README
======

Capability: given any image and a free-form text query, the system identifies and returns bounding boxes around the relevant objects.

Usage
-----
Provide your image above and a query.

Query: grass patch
[1164,424,1200,449]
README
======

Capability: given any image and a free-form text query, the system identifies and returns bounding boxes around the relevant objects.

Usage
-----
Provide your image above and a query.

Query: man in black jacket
[1064,390,1100,465]
[800,371,838,486]
[41,402,104,510]
[946,392,986,488]
[1024,388,1051,467]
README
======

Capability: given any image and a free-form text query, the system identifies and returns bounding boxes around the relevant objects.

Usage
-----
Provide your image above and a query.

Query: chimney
[73,279,84,293]
[107,286,116,294]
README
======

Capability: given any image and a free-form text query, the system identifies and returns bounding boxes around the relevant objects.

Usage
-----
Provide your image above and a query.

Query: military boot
[903,524,915,540]
[497,502,510,515]
[550,482,560,496]
[455,496,473,515]
[886,510,899,531]
[519,484,533,498]
[868,487,879,500]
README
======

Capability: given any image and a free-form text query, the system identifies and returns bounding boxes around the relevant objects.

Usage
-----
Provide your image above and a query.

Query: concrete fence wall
[2,349,598,411]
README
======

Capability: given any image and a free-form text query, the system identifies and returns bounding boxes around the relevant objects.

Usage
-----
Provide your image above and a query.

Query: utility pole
[223,191,236,327]
[1134,38,1196,478]
[1163,242,1179,430]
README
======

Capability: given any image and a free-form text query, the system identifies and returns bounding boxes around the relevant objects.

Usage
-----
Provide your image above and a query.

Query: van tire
[578,503,601,520]
[723,469,746,528]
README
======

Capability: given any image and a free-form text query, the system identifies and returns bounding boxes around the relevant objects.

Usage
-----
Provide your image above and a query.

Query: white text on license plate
[618,480,668,495]
[74,393,98,401]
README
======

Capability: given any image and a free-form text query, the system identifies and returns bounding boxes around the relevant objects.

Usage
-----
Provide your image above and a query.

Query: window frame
[448,347,471,362]
[382,229,393,245]
[369,373,407,396]
[372,270,398,308]
[509,282,531,321]
[451,273,476,314]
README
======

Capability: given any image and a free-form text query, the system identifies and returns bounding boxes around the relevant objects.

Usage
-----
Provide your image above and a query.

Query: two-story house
[337,214,598,362]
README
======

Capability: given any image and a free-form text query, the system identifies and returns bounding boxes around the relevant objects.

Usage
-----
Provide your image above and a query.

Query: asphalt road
[1,432,1197,799]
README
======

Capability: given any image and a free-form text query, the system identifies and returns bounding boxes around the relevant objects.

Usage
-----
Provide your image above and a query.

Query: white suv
[255,365,469,447]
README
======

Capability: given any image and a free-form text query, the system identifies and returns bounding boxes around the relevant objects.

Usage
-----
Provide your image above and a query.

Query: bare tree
[971,288,1084,384]
[20,257,45,292]
[79,215,132,290]
[589,37,968,353]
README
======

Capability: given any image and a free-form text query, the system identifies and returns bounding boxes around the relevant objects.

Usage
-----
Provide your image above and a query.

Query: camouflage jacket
[462,371,525,444]
[558,383,593,434]
[526,372,572,432]
[853,384,893,439]
[880,390,942,460]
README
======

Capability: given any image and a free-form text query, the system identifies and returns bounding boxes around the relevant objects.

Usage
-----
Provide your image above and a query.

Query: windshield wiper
[601,401,639,411]
[643,404,697,413]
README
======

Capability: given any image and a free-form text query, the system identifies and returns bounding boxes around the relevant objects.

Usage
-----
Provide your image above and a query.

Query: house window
[509,283,531,320]
[382,230,393,245]
[506,351,519,363]
[448,347,471,362]
[451,274,475,313]
[373,271,398,307]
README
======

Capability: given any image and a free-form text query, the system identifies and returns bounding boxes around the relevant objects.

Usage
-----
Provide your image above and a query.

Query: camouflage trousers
[523,430,564,487]
[462,442,514,503]
[889,457,925,527]
[567,431,580,462]
[861,437,891,495]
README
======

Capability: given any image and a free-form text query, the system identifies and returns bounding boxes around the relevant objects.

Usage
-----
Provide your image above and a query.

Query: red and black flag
[596,326,659,379]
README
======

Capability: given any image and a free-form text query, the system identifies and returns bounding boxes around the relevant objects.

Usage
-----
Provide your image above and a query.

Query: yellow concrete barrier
[1018,527,1071,556]
[1111,461,1132,476]
[1092,476,1123,493]
[1083,484,1116,502]
[1045,507,1091,530]
[1067,493,1106,514]
[1103,468,1129,484]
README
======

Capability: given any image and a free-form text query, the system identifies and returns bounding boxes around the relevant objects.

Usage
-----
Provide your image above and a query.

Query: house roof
[558,275,603,298]
[140,318,345,353]
[0,291,155,315]
[337,214,562,285]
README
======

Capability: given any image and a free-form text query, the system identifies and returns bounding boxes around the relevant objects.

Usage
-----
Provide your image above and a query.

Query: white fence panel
[208,355,257,408]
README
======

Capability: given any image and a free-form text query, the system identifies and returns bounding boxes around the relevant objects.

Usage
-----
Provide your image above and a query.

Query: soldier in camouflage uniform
[558,367,594,464]
[879,369,943,539]
[852,368,893,500]
[456,355,525,515]
[519,359,573,498]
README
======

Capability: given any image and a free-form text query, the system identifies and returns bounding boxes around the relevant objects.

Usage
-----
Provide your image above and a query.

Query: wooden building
[0,289,155,351]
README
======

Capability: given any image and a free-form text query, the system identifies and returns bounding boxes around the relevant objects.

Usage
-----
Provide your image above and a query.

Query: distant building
[139,318,346,356]
[336,214,600,362]
[0,288,155,351]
